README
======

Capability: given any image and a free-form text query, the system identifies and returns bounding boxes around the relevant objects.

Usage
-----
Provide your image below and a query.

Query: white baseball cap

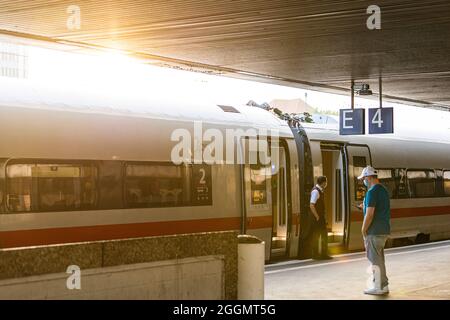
[357,166,378,180]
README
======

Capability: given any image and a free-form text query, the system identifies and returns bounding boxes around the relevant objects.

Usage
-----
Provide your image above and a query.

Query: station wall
[0,231,238,299]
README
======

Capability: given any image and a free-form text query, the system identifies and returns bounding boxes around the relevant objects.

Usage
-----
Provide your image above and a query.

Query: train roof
[0,78,293,136]
[0,78,449,168]
[303,123,450,168]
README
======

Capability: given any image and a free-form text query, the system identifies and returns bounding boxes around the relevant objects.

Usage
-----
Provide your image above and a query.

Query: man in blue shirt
[358,166,391,295]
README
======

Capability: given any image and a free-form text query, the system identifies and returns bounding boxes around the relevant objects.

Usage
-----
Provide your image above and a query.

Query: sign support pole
[351,80,355,110]
[379,77,383,109]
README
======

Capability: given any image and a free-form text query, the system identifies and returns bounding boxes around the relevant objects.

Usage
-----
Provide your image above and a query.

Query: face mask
[363,179,369,188]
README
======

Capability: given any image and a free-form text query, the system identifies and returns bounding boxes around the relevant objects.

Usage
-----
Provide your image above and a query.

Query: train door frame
[239,136,292,261]
[269,138,293,260]
[283,138,301,259]
[319,142,346,244]
[343,143,373,249]
[240,136,272,260]
[290,128,315,259]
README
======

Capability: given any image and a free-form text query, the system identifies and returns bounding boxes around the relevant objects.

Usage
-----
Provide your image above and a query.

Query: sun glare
[1,41,448,143]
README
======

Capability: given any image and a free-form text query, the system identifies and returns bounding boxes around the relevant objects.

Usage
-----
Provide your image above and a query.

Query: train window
[6,163,98,212]
[125,163,191,208]
[38,164,97,211]
[250,164,268,205]
[444,171,450,196]
[378,169,396,198]
[6,164,32,212]
[98,161,124,209]
[435,170,444,197]
[406,170,436,198]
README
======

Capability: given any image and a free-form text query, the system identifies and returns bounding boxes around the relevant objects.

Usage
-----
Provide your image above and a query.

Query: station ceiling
[1,0,450,110]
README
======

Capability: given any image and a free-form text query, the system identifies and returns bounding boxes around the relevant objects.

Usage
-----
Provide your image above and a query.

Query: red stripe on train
[351,205,450,222]
[0,215,273,249]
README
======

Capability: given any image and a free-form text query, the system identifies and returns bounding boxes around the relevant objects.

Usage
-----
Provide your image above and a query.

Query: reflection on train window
[250,164,268,205]
[443,171,450,196]
[435,170,444,196]
[406,170,436,198]
[378,169,396,198]
[6,163,97,212]
[125,164,190,208]
[353,156,367,201]
[6,164,32,211]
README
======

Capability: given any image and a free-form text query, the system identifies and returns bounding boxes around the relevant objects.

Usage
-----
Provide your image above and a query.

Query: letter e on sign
[339,109,365,135]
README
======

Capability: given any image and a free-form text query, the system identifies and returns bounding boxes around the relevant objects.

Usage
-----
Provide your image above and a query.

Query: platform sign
[368,107,394,134]
[339,109,365,135]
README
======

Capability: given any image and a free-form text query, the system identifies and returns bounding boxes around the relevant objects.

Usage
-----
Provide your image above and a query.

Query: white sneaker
[364,285,389,295]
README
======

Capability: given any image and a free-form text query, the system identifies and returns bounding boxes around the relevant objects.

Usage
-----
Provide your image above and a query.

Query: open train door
[268,141,293,260]
[343,144,373,250]
[240,137,292,261]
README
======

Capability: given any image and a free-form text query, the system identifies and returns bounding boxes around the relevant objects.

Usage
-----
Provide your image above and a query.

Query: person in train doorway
[310,176,333,260]
[358,166,391,295]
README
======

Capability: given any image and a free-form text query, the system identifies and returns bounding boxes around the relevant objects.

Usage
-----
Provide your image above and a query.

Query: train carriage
[304,124,450,252]
[0,81,449,261]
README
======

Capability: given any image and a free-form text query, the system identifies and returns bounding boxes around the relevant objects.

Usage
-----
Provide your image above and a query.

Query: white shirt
[310,184,323,204]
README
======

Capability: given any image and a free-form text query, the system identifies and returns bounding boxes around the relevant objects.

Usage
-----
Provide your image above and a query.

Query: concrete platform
[265,240,450,300]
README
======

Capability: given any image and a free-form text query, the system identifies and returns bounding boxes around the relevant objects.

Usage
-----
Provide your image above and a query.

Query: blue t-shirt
[364,184,391,235]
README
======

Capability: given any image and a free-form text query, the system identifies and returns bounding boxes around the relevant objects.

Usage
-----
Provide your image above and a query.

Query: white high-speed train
[0,81,449,261]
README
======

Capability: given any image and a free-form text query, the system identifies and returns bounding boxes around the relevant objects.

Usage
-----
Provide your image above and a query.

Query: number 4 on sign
[368,108,394,134]
[372,109,384,128]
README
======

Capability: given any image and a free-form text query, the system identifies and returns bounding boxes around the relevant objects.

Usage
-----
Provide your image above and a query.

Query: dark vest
[312,186,325,217]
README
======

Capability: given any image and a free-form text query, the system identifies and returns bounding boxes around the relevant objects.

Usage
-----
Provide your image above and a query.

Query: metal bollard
[237,235,265,300]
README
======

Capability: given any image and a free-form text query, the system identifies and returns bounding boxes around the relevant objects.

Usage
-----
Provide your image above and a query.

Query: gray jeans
[365,235,389,288]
